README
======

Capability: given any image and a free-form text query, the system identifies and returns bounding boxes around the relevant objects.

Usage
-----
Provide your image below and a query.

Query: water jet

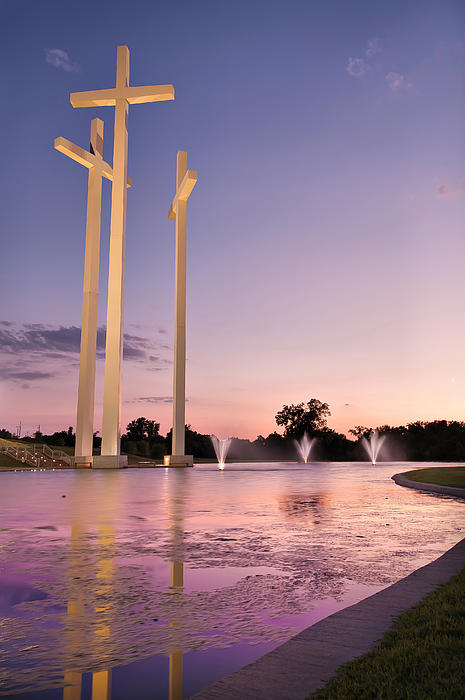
[362,430,386,465]
[294,433,314,464]
[210,436,232,470]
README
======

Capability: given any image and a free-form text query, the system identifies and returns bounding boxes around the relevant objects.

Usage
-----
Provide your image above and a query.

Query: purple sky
[1,0,465,439]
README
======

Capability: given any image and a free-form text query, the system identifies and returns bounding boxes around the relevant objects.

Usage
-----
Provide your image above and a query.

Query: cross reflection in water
[61,472,186,700]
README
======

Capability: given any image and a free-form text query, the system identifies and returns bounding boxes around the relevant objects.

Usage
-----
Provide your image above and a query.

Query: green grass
[403,466,465,489]
[0,453,28,469]
[309,565,465,699]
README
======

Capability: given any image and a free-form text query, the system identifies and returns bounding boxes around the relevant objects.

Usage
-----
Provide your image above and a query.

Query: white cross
[70,46,174,467]
[54,118,130,466]
[167,151,197,464]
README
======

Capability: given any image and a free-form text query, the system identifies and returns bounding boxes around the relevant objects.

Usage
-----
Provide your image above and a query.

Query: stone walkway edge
[392,472,465,499]
[190,536,465,700]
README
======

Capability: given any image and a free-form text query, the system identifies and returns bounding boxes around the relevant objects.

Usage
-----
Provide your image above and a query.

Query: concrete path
[392,472,465,499]
[190,537,465,700]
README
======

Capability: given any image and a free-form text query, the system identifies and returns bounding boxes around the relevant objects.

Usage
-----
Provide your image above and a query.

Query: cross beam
[167,151,197,465]
[54,136,132,187]
[70,84,174,108]
[168,169,197,221]
[70,46,175,467]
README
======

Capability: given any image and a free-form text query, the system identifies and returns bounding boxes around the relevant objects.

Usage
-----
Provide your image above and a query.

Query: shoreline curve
[392,472,465,500]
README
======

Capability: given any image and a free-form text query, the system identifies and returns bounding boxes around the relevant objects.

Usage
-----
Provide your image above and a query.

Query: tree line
[2,399,465,461]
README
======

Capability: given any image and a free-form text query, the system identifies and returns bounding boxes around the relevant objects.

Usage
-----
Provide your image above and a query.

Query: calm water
[0,462,463,699]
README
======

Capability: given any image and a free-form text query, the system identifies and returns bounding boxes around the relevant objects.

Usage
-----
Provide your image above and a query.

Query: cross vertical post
[100,46,129,465]
[75,118,104,466]
[173,151,187,460]
[165,152,197,467]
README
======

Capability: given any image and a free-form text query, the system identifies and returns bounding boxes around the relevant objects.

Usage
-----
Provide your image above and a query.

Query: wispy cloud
[385,71,412,91]
[0,368,54,382]
[0,322,170,384]
[45,49,79,73]
[346,39,413,92]
[346,37,380,78]
[125,396,174,404]
[436,177,465,198]
[346,57,368,77]
[0,324,154,360]
[366,38,381,57]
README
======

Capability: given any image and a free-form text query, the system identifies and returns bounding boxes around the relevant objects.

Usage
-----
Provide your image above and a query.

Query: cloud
[0,323,171,385]
[436,177,465,198]
[0,324,154,361]
[346,57,368,77]
[126,396,174,404]
[0,368,53,382]
[45,49,79,73]
[385,72,412,91]
[366,38,381,57]
[347,39,413,95]
[436,184,451,197]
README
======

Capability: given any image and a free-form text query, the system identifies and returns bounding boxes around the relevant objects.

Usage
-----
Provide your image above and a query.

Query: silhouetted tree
[275,399,330,438]
[348,425,371,440]
[165,425,215,459]
[125,417,160,441]
[122,417,164,458]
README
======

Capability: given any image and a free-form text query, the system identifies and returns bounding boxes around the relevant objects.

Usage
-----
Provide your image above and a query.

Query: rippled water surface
[0,462,463,698]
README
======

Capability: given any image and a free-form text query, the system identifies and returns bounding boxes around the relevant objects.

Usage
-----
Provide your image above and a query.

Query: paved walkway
[190,537,465,700]
[392,472,465,499]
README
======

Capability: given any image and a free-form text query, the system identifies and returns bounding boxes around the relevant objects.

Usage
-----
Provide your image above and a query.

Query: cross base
[92,454,128,469]
[164,455,194,467]
[73,455,93,468]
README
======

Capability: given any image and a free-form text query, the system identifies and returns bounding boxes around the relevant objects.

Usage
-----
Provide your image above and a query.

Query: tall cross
[54,119,131,467]
[167,151,197,465]
[70,46,175,467]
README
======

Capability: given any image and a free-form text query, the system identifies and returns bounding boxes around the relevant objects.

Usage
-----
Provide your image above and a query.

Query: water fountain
[294,433,314,464]
[210,436,232,470]
[362,430,386,465]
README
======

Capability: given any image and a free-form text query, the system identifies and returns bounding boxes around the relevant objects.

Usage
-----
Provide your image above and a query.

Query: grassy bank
[0,454,27,469]
[403,466,465,489]
[309,564,465,699]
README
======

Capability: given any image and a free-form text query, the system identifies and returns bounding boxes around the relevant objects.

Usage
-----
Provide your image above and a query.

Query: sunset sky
[1,0,465,440]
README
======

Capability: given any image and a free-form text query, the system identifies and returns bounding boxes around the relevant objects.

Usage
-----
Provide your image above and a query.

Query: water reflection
[63,525,85,700]
[63,477,116,700]
[278,493,329,522]
[0,463,463,698]
[165,472,186,700]
[59,472,188,700]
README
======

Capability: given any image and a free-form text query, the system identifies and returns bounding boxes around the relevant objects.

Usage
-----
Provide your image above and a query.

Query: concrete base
[73,455,93,469]
[164,454,194,467]
[92,454,128,469]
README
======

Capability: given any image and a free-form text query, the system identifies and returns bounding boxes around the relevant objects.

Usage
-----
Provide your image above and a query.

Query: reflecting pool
[0,462,463,698]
